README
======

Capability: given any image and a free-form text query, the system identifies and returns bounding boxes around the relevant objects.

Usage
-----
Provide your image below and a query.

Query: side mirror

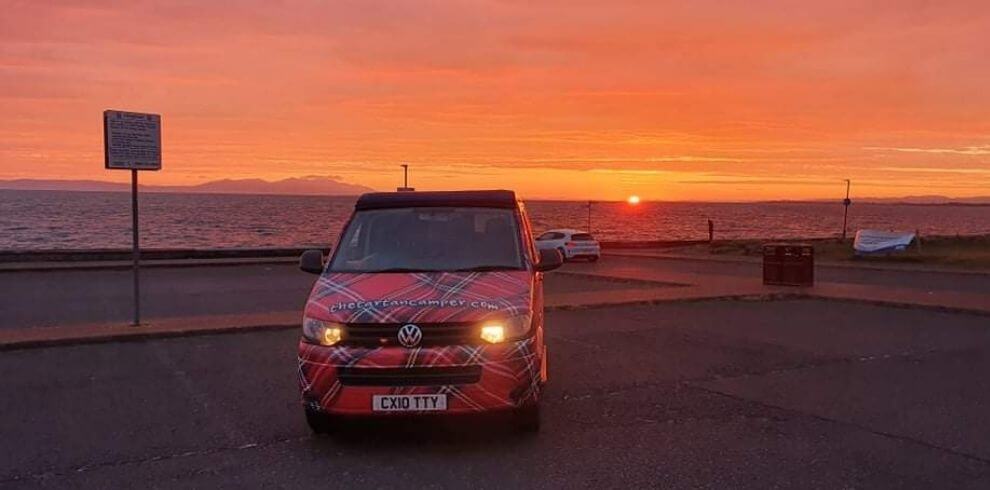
[535,248,563,272]
[299,249,325,274]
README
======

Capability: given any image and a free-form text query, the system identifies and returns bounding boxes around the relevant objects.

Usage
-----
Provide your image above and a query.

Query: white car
[535,229,601,262]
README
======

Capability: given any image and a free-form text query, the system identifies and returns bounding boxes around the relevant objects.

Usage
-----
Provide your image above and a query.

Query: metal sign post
[104,110,162,326]
[841,179,852,241]
[130,169,141,325]
[587,200,593,233]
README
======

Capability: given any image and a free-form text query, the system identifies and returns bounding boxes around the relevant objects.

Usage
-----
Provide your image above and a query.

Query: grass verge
[669,234,990,269]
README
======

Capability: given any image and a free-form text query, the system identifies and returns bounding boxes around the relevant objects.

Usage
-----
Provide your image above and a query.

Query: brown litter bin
[763,243,814,286]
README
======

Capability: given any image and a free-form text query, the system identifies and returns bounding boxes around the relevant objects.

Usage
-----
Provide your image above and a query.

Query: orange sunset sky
[2,0,989,201]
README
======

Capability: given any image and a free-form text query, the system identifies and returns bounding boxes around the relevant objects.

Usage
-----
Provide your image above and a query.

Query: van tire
[513,403,541,433]
[305,408,336,435]
[589,255,599,262]
[556,248,567,262]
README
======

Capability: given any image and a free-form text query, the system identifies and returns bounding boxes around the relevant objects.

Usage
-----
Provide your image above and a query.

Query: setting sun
[627,195,641,205]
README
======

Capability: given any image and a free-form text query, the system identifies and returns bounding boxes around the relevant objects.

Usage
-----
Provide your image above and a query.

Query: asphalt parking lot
[2,299,989,488]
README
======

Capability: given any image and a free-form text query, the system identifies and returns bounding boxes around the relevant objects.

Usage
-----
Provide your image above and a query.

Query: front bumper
[565,247,601,259]
[298,336,545,415]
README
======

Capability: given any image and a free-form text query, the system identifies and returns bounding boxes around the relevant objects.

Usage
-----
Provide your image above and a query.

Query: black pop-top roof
[355,190,518,210]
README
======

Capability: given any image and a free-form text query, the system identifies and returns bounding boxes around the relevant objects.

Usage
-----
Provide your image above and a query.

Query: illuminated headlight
[302,316,343,346]
[479,314,533,344]
[480,325,505,344]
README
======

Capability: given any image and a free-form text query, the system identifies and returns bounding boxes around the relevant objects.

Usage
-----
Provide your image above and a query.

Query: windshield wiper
[372,267,437,273]
[449,265,517,272]
[353,265,518,273]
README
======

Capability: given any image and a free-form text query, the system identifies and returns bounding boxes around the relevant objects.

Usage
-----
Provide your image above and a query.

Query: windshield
[328,207,525,273]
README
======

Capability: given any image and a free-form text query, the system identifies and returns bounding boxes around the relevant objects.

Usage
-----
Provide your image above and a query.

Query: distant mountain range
[850,195,990,205]
[0,177,374,196]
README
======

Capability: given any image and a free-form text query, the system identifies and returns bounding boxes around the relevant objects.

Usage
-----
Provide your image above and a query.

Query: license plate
[372,394,448,412]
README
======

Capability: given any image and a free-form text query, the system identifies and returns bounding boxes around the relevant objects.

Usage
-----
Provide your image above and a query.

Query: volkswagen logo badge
[397,323,423,348]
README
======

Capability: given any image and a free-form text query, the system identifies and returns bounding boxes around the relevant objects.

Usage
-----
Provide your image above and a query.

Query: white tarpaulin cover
[853,229,916,254]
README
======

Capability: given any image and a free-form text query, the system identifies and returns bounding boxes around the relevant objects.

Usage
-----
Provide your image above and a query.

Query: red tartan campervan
[296,190,562,433]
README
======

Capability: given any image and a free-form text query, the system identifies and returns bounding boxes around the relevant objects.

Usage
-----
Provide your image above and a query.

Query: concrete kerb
[0,292,790,352]
[805,294,990,318]
[4,285,986,352]
[551,270,691,288]
[0,256,299,273]
[546,292,805,311]
[0,322,299,352]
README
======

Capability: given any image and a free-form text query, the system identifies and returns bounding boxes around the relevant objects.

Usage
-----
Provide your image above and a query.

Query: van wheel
[305,408,337,435]
[513,403,541,433]
[556,248,567,262]
[589,255,599,262]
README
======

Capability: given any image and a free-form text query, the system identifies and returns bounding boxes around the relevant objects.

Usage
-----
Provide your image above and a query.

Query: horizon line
[2,185,989,205]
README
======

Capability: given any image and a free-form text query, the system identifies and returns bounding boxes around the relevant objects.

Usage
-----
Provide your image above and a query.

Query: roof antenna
[397,163,415,192]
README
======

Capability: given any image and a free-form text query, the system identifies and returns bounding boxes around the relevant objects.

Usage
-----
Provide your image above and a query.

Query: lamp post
[587,200,593,233]
[841,179,852,241]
